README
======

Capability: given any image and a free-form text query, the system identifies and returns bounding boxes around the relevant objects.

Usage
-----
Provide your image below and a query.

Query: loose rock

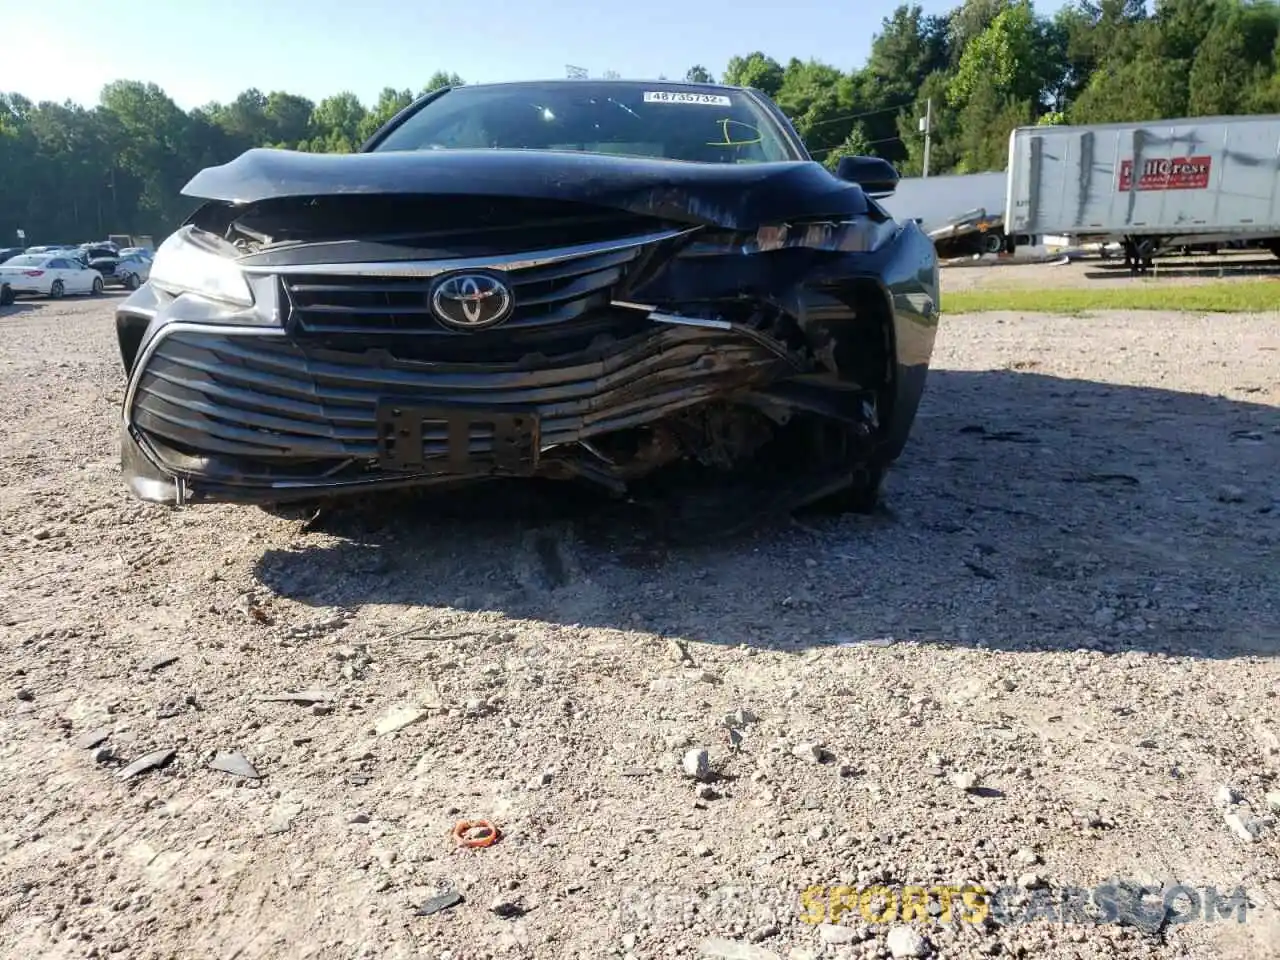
[1017,872,1046,890]
[817,923,859,944]
[74,727,111,750]
[1217,484,1245,503]
[1224,811,1259,842]
[886,925,930,958]
[266,801,303,835]
[415,890,463,916]
[489,896,527,918]
[373,704,426,736]
[258,690,333,705]
[683,748,712,781]
[791,742,825,764]
[698,938,782,960]
[1215,784,1242,807]
[209,751,261,779]
[116,748,175,781]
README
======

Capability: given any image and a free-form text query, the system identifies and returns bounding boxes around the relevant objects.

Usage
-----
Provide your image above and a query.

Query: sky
[0,0,1067,111]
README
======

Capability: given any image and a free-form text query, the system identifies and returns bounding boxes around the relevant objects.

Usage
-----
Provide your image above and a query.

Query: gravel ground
[1,290,1278,960]
[943,249,1280,291]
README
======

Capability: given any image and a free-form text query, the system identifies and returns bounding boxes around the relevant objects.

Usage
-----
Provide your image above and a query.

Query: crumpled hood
[181,147,872,230]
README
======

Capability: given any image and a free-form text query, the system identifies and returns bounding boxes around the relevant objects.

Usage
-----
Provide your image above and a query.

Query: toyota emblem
[429,272,515,330]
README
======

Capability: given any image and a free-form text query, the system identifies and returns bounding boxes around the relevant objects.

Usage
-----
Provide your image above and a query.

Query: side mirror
[834,155,899,197]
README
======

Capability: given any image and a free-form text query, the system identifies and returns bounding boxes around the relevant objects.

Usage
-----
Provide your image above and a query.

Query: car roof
[438,78,754,95]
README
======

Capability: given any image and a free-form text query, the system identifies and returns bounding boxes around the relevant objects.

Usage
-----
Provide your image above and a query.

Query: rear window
[370,83,799,165]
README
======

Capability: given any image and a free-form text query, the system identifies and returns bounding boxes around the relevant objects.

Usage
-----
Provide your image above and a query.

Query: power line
[803,98,920,132]
[809,134,904,158]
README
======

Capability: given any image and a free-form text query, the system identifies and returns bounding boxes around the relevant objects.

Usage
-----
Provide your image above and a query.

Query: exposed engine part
[667,404,777,470]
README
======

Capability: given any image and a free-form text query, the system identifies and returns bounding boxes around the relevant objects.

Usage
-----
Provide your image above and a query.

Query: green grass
[944,278,1280,315]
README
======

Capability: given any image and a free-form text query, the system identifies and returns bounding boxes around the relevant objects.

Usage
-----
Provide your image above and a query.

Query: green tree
[420,71,464,96]
[685,65,715,83]
[821,123,874,170]
[264,92,316,147]
[949,0,1055,107]
[721,52,786,95]
[773,59,859,158]
[310,92,367,153]
[357,87,414,142]
[954,82,1032,171]
[1188,2,1280,115]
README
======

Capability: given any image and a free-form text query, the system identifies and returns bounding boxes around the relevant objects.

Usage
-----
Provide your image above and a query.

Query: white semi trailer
[1004,113,1280,272]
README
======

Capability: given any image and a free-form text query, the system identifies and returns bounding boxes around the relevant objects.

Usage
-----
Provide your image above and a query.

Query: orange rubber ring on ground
[452,819,500,848]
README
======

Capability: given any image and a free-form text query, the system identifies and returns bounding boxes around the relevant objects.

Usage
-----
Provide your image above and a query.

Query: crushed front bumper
[119,316,800,505]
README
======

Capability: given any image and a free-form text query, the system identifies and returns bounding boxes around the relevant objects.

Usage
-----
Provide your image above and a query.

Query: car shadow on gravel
[0,302,43,318]
[254,368,1280,660]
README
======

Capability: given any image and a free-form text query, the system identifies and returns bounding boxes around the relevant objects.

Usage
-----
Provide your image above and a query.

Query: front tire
[49,280,64,299]
[814,462,888,515]
[92,276,104,295]
[125,272,141,291]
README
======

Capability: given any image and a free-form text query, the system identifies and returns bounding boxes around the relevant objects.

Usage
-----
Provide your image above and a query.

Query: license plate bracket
[375,402,540,474]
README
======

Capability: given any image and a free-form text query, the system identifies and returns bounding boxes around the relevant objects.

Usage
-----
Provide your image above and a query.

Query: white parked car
[113,253,152,290]
[0,254,104,299]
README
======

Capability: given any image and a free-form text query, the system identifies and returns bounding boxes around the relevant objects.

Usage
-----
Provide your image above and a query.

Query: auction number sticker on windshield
[643,91,733,106]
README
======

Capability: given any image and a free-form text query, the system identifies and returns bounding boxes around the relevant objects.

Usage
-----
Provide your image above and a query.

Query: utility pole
[919,98,933,178]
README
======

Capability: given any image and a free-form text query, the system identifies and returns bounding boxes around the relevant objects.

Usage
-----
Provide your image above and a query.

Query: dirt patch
[1,295,1278,959]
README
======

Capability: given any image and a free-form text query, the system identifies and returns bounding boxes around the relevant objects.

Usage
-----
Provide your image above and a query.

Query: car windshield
[5,255,49,267]
[370,83,799,164]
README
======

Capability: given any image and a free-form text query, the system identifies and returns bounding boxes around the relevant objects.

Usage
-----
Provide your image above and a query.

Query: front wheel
[813,462,888,516]
[92,276,104,295]
[126,272,141,290]
[49,280,64,299]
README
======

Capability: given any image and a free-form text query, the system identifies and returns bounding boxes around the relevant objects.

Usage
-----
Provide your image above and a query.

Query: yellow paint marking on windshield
[707,119,763,147]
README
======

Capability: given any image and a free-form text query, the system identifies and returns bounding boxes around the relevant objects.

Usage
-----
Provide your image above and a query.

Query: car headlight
[148,226,253,306]
[680,218,894,258]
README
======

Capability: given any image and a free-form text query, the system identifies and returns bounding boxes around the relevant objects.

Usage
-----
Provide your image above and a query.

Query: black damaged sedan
[116,80,940,526]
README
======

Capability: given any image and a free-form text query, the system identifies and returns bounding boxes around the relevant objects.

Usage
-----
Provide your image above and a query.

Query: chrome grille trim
[275,228,694,336]
[240,227,696,277]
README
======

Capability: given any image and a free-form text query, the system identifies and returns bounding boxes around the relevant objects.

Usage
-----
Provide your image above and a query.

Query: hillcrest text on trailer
[1005,113,1280,272]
